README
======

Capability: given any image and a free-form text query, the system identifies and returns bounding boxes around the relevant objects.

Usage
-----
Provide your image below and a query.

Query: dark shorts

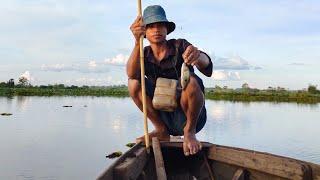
[145,76,207,136]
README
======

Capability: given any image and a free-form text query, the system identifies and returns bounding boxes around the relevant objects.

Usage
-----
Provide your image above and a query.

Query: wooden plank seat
[152,137,167,180]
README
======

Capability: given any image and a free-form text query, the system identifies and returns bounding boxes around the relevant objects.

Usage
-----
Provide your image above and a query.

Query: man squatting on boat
[126,5,213,156]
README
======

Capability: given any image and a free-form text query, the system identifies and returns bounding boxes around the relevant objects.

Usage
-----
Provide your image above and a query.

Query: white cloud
[41,62,109,73]
[1,1,319,89]
[88,61,97,68]
[41,64,69,72]
[214,55,251,70]
[40,54,129,74]
[288,63,307,66]
[74,76,126,86]
[0,1,134,65]
[104,54,129,66]
[212,70,240,81]
[19,71,34,81]
[254,66,262,70]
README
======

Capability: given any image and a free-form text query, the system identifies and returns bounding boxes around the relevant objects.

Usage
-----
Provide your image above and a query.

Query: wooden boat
[97,138,320,180]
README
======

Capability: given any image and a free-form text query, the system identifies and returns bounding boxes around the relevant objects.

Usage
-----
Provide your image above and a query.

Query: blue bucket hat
[143,5,176,35]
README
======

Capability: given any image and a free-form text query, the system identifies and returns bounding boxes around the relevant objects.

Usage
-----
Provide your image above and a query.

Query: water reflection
[0,97,319,180]
[84,109,93,129]
[204,100,320,163]
[111,118,122,133]
[209,105,225,121]
[17,96,30,111]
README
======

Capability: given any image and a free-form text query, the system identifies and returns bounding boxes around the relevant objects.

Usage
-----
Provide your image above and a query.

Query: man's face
[145,22,167,44]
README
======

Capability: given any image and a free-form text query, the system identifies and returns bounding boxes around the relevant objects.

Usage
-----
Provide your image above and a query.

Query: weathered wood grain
[152,137,167,180]
[97,142,144,180]
[113,147,148,180]
[98,142,320,180]
[208,145,312,180]
[160,141,212,148]
[232,168,245,180]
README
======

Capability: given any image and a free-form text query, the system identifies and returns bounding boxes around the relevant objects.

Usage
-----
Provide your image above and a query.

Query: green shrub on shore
[0,86,128,97]
[1,84,320,104]
[205,90,320,104]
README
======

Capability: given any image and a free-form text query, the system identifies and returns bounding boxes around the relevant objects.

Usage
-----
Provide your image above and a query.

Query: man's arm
[195,52,212,77]
[182,45,213,77]
[127,16,146,79]
[126,42,141,79]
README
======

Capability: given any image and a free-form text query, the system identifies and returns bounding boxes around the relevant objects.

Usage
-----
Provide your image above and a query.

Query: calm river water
[0,96,319,179]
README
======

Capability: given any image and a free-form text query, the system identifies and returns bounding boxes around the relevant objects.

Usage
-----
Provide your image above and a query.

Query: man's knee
[185,75,203,97]
[180,75,204,105]
[128,78,141,99]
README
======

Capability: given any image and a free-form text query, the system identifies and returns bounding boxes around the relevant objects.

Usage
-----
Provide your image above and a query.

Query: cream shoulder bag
[152,43,180,112]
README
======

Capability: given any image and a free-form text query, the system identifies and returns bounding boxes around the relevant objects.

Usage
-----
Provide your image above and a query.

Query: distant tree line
[0,79,15,88]
[0,78,128,97]
[0,77,32,88]
[307,85,320,94]
[0,78,126,89]
[210,83,320,94]
[1,79,319,103]
[205,83,320,104]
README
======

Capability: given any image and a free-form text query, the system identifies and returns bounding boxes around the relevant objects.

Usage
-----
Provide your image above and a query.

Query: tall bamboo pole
[137,0,150,150]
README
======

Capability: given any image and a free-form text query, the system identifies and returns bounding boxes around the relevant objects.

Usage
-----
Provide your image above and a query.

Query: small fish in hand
[181,62,190,90]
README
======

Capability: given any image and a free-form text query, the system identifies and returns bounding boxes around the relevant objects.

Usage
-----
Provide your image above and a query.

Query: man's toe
[194,146,198,154]
[193,145,198,155]
[183,142,190,156]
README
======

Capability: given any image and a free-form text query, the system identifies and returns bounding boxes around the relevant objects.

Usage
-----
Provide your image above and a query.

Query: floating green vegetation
[126,143,136,148]
[1,113,12,116]
[106,151,122,159]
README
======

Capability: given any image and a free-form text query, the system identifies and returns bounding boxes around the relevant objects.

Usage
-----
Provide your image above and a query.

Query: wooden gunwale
[97,141,320,180]
[97,142,147,180]
[208,144,320,180]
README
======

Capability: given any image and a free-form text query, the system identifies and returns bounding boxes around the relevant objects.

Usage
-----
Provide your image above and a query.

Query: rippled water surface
[0,96,319,179]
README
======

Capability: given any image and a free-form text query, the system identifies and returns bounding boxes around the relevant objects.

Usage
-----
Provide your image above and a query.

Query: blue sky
[0,0,319,89]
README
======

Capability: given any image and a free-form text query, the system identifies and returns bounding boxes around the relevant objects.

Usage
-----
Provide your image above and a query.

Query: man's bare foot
[136,129,170,143]
[183,133,202,156]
